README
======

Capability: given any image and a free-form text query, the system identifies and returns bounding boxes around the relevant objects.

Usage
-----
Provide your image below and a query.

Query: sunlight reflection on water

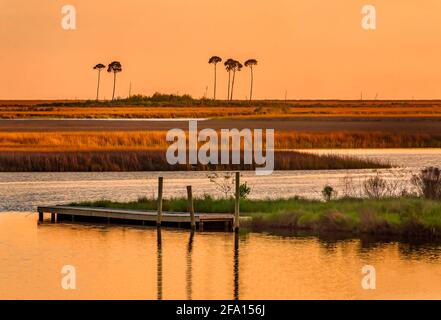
[0,214,440,299]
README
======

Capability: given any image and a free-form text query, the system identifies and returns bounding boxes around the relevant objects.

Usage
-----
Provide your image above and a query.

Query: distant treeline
[0,151,389,172]
[37,93,289,108]
[3,95,441,119]
[35,93,441,108]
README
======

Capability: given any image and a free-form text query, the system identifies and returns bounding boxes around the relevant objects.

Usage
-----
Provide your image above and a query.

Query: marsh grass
[3,97,441,120]
[1,130,440,151]
[0,150,388,172]
[71,196,441,238]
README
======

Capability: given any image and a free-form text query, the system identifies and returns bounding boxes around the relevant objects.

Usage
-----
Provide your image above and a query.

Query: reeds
[0,131,168,151]
[275,131,441,148]
[0,150,388,172]
[1,130,440,152]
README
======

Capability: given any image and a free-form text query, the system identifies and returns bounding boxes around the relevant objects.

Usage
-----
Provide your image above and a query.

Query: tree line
[93,57,258,101]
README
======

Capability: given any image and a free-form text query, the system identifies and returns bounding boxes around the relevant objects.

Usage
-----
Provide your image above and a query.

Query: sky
[1,0,441,100]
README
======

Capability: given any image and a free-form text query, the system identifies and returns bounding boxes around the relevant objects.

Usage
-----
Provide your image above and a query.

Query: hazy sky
[1,0,441,100]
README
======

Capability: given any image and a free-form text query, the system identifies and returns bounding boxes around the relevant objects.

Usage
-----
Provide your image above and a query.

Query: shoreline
[69,197,441,240]
[3,211,440,245]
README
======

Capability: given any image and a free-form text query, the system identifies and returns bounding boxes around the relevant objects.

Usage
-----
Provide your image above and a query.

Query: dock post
[187,186,196,230]
[234,172,240,232]
[157,177,163,228]
[38,211,43,222]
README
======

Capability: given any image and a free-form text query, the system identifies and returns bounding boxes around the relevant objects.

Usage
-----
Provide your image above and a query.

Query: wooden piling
[234,172,240,231]
[187,186,196,230]
[157,177,163,227]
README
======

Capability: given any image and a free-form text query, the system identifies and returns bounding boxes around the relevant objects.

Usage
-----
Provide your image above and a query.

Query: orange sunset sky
[0,0,441,100]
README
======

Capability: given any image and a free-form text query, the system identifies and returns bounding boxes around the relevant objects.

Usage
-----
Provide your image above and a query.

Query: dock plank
[37,205,235,226]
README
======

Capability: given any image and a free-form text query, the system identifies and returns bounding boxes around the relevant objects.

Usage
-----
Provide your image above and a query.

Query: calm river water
[1,149,441,299]
[1,148,441,211]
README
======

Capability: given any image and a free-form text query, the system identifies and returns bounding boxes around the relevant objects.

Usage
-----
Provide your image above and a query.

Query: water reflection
[153,228,242,300]
[2,214,441,299]
[186,230,194,300]
[234,231,239,300]
[397,242,441,262]
[159,229,240,300]
[156,228,162,300]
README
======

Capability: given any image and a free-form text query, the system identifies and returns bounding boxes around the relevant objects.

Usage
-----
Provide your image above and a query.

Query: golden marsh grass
[0,130,440,152]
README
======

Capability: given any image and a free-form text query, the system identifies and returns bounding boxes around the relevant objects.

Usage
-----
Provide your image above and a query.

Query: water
[301,148,441,168]
[1,214,440,299]
[1,149,441,299]
[1,149,441,211]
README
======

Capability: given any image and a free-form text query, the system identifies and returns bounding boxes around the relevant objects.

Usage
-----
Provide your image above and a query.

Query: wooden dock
[37,205,235,231]
[37,173,241,232]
